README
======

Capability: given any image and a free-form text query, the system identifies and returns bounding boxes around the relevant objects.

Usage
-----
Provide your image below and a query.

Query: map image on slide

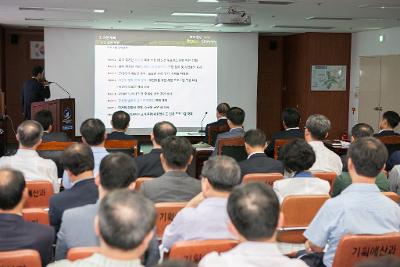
[311,65,346,91]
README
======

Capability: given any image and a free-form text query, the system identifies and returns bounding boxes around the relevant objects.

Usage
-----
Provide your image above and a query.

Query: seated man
[162,156,242,251]
[388,165,400,195]
[374,110,400,137]
[107,110,135,140]
[199,183,308,267]
[49,143,99,233]
[56,153,159,266]
[273,139,330,203]
[34,109,70,142]
[265,107,304,158]
[141,136,201,203]
[305,114,342,175]
[63,118,109,189]
[135,121,177,178]
[205,102,230,146]
[212,107,245,156]
[49,189,156,267]
[0,120,59,192]
[303,137,400,267]
[0,168,54,266]
[239,129,283,178]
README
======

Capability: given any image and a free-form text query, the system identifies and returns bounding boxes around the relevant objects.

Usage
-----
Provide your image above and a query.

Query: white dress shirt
[0,149,59,193]
[199,242,308,267]
[162,197,235,251]
[273,172,330,203]
[308,141,343,175]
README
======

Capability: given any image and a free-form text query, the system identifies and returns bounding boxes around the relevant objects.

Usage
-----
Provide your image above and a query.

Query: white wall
[45,28,258,135]
[349,26,400,131]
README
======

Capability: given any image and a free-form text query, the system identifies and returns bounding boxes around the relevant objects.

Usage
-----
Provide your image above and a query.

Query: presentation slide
[95,32,217,130]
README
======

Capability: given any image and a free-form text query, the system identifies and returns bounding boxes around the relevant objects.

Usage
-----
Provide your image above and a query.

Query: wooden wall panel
[257,36,284,139]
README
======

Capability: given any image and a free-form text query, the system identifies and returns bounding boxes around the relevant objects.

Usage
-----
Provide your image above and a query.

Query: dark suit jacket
[205,118,228,146]
[239,153,284,178]
[49,178,98,233]
[0,214,54,266]
[341,154,348,172]
[373,130,400,137]
[387,151,400,171]
[141,171,201,203]
[135,148,164,178]
[107,131,136,140]
[212,128,245,156]
[42,132,70,142]
[265,128,304,157]
[21,78,50,119]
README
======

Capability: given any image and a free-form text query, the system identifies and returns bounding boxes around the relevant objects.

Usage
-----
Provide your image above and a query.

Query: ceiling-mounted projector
[216,8,251,25]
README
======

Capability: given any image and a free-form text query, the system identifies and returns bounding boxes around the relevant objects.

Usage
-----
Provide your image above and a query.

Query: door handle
[374,107,383,111]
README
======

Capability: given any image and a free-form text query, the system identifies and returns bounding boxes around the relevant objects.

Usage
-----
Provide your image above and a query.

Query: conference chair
[25,180,54,208]
[0,249,41,267]
[155,202,187,239]
[277,195,330,243]
[167,239,240,262]
[274,139,292,160]
[383,192,400,203]
[242,173,283,186]
[376,136,400,158]
[332,233,400,267]
[67,247,100,261]
[217,137,247,162]
[311,172,336,193]
[104,139,138,157]
[22,208,49,225]
[37,141,76,177]
[134,177,154,191]
[208,124,230,146]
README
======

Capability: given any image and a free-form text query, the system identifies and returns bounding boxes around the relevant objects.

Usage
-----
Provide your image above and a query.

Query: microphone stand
[51,82,71,98]
[199,112,208,133]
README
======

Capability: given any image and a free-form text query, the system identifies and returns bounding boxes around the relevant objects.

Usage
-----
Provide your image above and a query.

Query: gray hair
[305,114,331,140]
[201,156,241,192]
[17,120,43,148]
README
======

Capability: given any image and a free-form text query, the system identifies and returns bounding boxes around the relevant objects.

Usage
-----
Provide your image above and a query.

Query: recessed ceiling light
[197,0,219,2]
[171,12,218,17]
[93,9,105,13]
[20,6,106,13]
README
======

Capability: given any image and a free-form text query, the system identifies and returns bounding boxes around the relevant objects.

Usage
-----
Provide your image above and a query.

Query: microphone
[199,112,208,133]
[48,81,71,98]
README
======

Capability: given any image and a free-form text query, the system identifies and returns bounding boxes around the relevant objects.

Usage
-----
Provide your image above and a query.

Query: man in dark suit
[205,102,230,146]
[374,110,400,137]
[34,109,70,142]
[141,136,201,203]
[21,66,51,120]
[265,107,304,158]
[135,121,177,178]
[49,143,99,233]
[107,110,135,140]
[0,168,54,266]
[239,129,283,178]
[212,107,246,156]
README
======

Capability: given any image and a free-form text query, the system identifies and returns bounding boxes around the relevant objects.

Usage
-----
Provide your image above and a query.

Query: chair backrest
[208,124,230,146]
[0,249,42,267]
[134,177,154,191]
[22,208,49,225]
[383,192,400,203]
[218,137,247,162]
[37,141,76,177]
[168,240,240,262]
[155,202,187,239]
[105,140,138,157]
[277,195,330,243]
[242,173,283,186]
[37,141,76,151]
[274,139,291,160]
[311,172,336,193]
[332,233,400,267]
[67,247,100,261]
[376,136,400,157]
[25,180,54,208]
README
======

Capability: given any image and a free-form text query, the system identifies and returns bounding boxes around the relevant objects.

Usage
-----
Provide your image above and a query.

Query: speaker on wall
[269,40,278,50]
[10,34,19,45]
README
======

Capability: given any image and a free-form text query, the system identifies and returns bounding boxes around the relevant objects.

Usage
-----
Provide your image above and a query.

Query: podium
[31,98,75,139]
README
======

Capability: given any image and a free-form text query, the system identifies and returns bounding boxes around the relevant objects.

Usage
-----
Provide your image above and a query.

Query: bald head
[153,121,177,145]
[62,143,94,176]
[0,168,26,210]
[17,120,43,148]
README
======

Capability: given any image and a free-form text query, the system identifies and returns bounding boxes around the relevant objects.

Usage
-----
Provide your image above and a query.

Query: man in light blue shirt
[303,137,400,267]
[62,119,108,189]
[162,156,242,251]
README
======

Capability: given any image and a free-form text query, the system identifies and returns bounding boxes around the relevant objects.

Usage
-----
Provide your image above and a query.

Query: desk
[323,140,348,156]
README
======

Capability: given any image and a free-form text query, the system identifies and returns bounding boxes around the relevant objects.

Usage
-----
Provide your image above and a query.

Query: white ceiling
[0,0,399,33]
